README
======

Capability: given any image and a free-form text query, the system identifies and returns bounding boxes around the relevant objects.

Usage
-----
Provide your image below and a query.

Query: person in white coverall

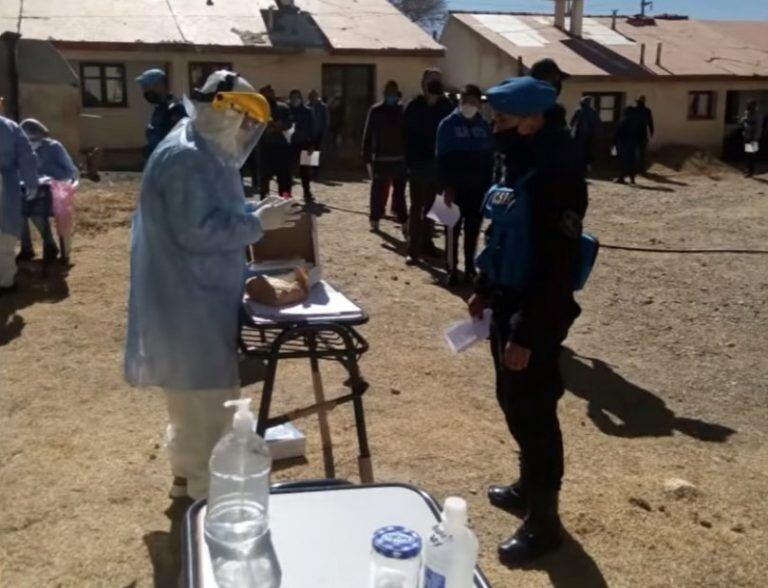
[124,71,302,500]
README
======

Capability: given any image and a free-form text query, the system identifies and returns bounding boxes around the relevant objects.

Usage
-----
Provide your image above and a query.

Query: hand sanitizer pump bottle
[204,398,281,588]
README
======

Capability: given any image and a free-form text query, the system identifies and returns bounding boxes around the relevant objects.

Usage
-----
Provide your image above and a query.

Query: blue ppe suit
[0,116,39,237]
[124,119,264,390]
[35,139,78,181]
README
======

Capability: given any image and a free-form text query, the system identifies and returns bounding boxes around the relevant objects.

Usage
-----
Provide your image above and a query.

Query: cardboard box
[248,212,322,286]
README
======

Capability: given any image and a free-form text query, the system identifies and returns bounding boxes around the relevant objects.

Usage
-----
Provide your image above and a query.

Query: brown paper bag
[246,267,311,307]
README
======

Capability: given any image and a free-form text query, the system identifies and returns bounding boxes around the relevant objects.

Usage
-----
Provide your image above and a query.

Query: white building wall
[59,47,441,168]
[441,19,768,156]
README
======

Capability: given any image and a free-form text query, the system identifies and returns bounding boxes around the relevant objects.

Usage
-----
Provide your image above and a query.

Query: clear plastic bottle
[422,497,479,588]
[204,399,281,588]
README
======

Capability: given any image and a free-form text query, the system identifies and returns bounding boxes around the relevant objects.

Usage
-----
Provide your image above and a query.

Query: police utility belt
[475,171,599,292]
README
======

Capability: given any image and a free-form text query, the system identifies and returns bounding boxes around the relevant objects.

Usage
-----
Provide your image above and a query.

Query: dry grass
[1,166,768,587]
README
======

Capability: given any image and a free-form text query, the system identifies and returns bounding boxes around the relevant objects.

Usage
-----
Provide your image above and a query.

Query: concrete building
[441,4,768,159]
[1,0,443,169]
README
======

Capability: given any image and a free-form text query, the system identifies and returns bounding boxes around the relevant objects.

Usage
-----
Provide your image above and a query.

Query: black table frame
[182,480,493,588]
[239,305,373,482]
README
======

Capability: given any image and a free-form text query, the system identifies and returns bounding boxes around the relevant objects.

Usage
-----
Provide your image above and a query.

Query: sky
[447,0,768,20]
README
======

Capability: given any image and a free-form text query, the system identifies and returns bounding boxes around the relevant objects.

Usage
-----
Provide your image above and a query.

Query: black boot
[43,242,60,264]
[487,480,527,512]
[16,248,35,263]
[498,491,563,566]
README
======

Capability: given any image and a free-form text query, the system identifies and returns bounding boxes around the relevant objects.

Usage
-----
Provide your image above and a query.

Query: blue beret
[486,76,556,116]
[135,68,167,87]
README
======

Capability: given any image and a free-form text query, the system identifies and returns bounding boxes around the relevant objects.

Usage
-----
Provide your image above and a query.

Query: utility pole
[640,0,653,16]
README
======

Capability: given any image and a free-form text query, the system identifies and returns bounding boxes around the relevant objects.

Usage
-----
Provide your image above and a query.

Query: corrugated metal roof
[449,12,768,78]
[3,0,442,53]
[303,0,443,52]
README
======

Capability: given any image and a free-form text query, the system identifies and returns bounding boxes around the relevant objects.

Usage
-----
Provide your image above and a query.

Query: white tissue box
[265,422,307,461]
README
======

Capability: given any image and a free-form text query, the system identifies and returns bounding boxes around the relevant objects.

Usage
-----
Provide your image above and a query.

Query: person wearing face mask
[136,68,187,162]
[307,89,329,179]
[124,70,302,501]
[435,84,493,285]
[570,96,601,174]
[362,80,408,233]
[288,89,318,203]
[17,119,78,263]
[403,68,453,265]
[469,76,589,566]
[495,59,570,183]
[258,85,294,199]
[0,115,38,294]
[634,96,655,172]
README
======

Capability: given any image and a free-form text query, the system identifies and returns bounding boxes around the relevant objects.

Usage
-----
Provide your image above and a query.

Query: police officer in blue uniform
[136,69,187,161]
[468,77,590,565]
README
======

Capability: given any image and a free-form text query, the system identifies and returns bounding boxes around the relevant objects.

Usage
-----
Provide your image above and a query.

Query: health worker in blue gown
[124,70,302,500]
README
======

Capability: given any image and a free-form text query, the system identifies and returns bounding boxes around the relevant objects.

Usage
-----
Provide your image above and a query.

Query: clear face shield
[186,91,271,169]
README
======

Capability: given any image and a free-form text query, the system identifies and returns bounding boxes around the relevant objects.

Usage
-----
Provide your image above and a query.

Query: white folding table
[182,482,492,588]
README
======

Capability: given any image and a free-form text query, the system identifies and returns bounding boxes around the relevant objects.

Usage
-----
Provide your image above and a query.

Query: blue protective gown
[124,119,264,390]
[0,116,39,237]
[35,139,78,181]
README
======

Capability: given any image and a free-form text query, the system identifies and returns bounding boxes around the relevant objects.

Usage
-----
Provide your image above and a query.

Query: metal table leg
[308,333,335,479]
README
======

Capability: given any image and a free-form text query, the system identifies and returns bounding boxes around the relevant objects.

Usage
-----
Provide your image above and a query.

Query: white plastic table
[182,482,492,587]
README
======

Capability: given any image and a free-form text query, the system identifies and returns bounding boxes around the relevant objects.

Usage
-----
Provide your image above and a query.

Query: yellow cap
[212,92,272,124]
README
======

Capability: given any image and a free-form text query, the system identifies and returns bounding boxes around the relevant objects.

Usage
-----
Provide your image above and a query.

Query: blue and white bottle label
[424,567,446,588]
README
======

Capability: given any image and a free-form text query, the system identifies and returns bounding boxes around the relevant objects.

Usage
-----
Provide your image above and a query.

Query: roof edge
[328,47,445,57]
[52,40,444,58]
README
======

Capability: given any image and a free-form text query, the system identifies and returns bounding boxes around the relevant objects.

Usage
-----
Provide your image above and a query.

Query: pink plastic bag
[50,180,77,259]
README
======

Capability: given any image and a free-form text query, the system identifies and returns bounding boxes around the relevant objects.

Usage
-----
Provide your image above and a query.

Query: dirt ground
[1,163,768,588]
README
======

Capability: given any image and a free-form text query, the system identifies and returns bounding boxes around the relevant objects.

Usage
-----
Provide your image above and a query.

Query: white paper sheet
[246,280,362,322]
[427,194,461,228]
[300,150,321,166]
[443,310,492,354]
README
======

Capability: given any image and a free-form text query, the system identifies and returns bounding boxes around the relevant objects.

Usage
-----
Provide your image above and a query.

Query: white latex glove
[254,197,302,231]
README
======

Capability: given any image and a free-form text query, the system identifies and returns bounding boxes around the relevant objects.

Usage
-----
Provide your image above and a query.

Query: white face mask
[460,105,478,120]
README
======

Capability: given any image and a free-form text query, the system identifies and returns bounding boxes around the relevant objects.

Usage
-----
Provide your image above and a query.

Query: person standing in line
[124,71,302,501]
[308,89,329,179]
[135,69,187,162]
[570,96,600,174]
[741,100,763,177]
[436,84,494,285]
[288,89,317,203]
[0,115,38,294]
[362,80,408,234]
[258,85,294,199]
[470,76,588,566]
[614,106,640,184]
[403,68,453,266]
[18,119,78,263]
[634,96,654,172]
[495,58,570,185]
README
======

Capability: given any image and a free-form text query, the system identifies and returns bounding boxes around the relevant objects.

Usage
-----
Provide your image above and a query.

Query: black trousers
[242,147,260,196]
[746,152,757,176]
[259,145,293,198]
[490,319,565,493]
[407,163,440,257]
[448,185,484,274]
[370,161,408,222]
[293,146,314,201]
